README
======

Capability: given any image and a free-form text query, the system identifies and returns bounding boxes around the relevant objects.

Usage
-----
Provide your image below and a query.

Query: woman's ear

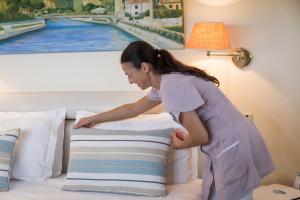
[141,62,151,73]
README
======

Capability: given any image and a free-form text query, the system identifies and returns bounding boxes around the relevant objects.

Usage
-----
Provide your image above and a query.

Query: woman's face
[121,62,151,90]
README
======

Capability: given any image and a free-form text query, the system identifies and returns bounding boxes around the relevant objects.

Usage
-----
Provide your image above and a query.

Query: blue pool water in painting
[0,18,139,54]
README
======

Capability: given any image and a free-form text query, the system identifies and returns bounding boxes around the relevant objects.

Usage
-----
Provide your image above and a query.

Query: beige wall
[0,0,299,186]
[187,0,300,186]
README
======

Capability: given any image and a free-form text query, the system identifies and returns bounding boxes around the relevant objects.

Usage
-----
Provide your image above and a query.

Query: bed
[3,175,202,200]
[0,91,204,200]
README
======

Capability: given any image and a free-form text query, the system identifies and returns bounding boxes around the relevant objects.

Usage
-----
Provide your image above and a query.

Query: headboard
[0,91,203,176]
[0,91,163,118]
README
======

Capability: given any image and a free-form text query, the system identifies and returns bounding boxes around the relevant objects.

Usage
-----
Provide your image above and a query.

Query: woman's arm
[74,96,161,128]
[172,111,209,149]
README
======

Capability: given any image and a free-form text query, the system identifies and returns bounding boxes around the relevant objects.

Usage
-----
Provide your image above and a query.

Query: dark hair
[121,41,219,86]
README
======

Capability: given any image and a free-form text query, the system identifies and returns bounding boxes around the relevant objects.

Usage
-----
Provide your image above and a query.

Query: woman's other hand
[171,128,188,150]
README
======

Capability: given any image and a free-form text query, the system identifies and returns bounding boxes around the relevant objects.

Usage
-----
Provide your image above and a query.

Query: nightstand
[253,184,300,200]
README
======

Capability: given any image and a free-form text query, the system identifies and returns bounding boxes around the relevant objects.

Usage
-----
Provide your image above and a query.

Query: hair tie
[155,49,161,58]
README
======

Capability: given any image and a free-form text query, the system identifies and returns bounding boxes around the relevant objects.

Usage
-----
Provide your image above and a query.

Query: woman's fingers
[73,121,82,129]
[171,128,190,150]
[173,128,186,141]
[74,118,93,129]
[171,132,184,149]
[85,122,95,128]
[171,133,178,147]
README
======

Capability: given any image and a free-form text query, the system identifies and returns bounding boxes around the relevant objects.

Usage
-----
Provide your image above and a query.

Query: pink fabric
[147,73,274,200]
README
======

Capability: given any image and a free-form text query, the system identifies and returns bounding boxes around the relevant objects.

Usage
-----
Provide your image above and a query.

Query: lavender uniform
[147,73,274,200]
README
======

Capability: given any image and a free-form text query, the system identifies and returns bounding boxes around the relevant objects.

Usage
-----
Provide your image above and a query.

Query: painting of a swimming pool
[0,0,184,54]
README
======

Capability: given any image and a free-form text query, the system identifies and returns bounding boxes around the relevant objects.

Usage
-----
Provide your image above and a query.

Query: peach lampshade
[188,22,231,50]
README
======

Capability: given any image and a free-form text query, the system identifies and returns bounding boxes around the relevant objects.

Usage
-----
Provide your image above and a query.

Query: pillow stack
[0,129,20,191]
[63,128,173,196]
[0,109,66,181]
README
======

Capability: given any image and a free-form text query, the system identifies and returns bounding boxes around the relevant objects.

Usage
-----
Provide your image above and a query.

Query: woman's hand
[74,116,97,129]
[171,128,188,150]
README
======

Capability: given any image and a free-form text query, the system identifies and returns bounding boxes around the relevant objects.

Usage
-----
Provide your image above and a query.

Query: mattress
[1,175,202,200]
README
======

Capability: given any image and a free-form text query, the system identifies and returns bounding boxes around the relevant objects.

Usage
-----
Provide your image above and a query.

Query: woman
[75,41,274,200]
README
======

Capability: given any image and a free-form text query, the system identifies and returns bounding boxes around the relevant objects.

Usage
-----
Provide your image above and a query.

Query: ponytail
[121,41,219,86]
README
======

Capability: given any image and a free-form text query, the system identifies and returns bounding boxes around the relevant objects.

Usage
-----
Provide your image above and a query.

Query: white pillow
[76,111,198,184]
[0,109,66,180]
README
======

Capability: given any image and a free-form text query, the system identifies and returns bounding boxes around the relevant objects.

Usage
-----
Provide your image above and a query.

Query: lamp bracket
[207,48,252,68]
[232,48,252,68]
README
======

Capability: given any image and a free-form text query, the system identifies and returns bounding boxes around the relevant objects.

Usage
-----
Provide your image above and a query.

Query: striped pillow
[0,129,20,191]
[63,128,173,197]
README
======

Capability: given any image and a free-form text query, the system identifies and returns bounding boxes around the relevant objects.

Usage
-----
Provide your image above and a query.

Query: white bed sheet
[2,175,202,200]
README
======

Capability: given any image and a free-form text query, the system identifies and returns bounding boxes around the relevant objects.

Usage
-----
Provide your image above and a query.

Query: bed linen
[1,175,202,200]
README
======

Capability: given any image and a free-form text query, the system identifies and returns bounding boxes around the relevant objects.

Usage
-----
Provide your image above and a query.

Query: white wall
[0,0,299,186]
[0,46,228,93]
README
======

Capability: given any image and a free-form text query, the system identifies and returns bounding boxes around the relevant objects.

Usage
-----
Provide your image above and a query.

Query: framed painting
[0,0,184,54]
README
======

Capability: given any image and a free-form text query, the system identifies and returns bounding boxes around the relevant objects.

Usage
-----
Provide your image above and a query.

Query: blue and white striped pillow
[63,128,173,197]
[0,129,20,191]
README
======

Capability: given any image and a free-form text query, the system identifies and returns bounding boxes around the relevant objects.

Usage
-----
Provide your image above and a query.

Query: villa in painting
[0,0,184,54]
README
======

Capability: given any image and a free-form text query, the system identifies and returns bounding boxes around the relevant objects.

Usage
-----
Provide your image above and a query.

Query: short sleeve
[161,79,204,122]
[147,87,161,101]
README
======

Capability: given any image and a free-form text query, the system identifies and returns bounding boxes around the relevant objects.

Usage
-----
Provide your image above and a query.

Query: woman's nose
[128,77,134,84]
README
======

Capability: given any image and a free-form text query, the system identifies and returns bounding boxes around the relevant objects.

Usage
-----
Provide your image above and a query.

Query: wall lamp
[188,22,252,68]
